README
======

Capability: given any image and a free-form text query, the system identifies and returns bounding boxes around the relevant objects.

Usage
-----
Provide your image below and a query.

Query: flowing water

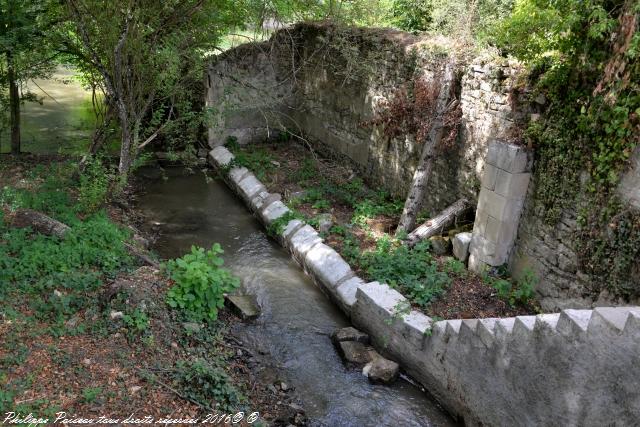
[137,167,455,427]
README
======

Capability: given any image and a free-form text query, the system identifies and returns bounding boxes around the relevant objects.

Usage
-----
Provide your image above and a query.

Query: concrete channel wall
[209,145,640,426]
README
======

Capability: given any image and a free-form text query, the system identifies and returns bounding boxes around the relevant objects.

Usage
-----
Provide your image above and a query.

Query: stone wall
[206,23,638,311]
[510,145,640,310]
[206,23,523,211]
[209,145,640,427]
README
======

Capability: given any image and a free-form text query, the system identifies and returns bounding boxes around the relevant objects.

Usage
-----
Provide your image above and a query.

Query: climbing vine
[497,0,640,295]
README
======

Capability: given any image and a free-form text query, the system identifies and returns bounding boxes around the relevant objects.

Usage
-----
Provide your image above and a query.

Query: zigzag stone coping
[208,146,640,426]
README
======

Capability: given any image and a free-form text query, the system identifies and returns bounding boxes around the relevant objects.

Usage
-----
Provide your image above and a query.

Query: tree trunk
[117,113,133,176]
[13,209,71,238]
[396,62,457,236]
[405,198,468,246]
[7,51,21,155]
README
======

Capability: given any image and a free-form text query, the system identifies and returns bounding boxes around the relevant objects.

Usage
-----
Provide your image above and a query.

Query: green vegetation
[173,358,245,412]
[484,268,536,307]
[164,244,240,322]
[361,239,451,307]
[0,164,132,330]
[227,138,276,180]
[493,0,639,295]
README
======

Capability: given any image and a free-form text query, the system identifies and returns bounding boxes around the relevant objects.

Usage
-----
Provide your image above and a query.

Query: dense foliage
[494,0,640,294]
[0,164,132,329]
[164,244,240,322]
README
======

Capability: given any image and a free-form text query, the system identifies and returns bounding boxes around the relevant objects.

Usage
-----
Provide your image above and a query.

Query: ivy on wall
[496,0,640,296]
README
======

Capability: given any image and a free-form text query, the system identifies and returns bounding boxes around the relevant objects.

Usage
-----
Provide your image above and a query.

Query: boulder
[331,327,370,344]
[452,232,472,262]
[363,356,399,385]
[336,341,373,364]
[429,236,451,255]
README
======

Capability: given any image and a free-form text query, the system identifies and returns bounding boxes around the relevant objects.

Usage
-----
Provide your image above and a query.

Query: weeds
[164,244,240,322]
[173,359,245,412]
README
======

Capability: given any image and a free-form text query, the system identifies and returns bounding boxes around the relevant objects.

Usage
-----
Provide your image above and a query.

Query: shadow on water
[136,167,457,427]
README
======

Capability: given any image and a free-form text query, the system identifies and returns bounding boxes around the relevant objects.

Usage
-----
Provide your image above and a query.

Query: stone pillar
[468,141,532,272]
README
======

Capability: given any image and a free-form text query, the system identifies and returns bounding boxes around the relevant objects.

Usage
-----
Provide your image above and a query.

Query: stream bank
[136,166,456,426]
[0,156,303,424]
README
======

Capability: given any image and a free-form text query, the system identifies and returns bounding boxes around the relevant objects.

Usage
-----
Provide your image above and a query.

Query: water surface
[137,168,455,427]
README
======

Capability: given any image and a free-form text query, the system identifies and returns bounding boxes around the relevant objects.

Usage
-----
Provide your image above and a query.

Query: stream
[136,167,455,427]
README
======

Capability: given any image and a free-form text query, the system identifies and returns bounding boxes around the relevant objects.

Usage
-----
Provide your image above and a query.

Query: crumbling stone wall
[206,23,637,311]
[206,23,523,212]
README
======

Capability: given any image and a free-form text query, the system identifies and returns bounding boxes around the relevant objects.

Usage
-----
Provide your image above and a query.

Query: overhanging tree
[65,0,246,177]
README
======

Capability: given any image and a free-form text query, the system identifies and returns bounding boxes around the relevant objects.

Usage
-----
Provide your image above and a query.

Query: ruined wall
[206,23,637,311]
[206,23,523,211]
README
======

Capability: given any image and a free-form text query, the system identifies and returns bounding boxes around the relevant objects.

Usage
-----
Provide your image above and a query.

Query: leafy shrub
[77,156,111,214]
[485,268,536,307]
[352,195,403,227]
[390,0,433,32]
[164,244,239,322]
[122,309,150,334]
[0,212,132,322]
[226,140,275,180]
[361,240,451,306]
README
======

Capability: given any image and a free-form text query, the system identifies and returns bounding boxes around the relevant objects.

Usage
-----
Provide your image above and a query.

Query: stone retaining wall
[206,22,638,314]
[209,145,640,427]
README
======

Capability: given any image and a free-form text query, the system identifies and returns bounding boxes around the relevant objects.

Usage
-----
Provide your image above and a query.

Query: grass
[0,158,252,418]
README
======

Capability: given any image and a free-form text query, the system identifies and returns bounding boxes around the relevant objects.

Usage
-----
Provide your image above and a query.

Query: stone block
[225,295,260,320]
[477,190,508,220]
[494,169,531,200]
[477,190,525,222]
[484,216,518,246]
[335,276,366,312]
[354,281,406,321]
[260,200,290,225]
[208,146,234,168]
[228,166,249,185]
[473,208,489,235]
[281,219,304,241]
[336,341,372,364]
[485,141,532,173]
[400,311,433,349]
[237,174,266,202]
[452,232,472,262]
[470,234,510,266]
[304,243,353,290]
[364,356,399,385]
[288,225,323,261]
[331,326,370,344]
[481,163,499,191]
[249,190,270,212]
[256,193,282,214]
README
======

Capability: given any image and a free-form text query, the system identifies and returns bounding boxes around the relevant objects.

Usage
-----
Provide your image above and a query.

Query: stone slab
[452,232,472,262]
[259,200,290,225]
[305,243,353,290]
[331,327,370,344]
[288,225,323,261]
[225,295,260,320]
[208,146,234,168]
[335,276,366,312]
